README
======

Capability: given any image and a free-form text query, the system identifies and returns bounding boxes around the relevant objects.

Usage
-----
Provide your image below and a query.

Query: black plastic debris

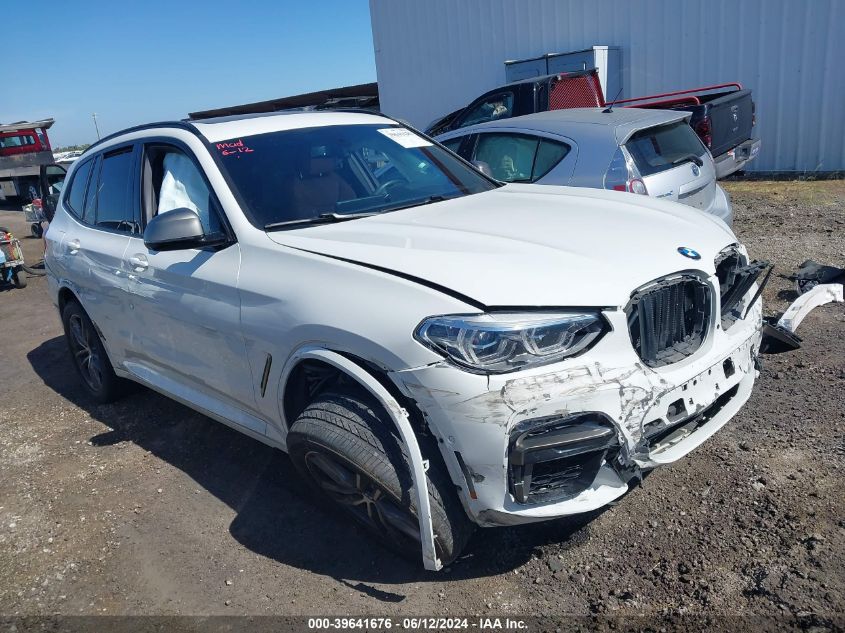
[789,260,845,295]
[720,260,771,326]
[760,317,802,354]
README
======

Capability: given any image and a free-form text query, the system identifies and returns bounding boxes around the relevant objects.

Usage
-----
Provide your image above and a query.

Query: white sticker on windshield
[376,127,432,148]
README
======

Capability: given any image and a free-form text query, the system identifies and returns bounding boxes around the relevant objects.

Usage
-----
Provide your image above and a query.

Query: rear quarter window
[65,158,94,218]
[625,121,705,177]
[532,139,571,180]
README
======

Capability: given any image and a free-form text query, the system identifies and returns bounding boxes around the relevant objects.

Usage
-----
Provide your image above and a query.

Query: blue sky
[3,0,376,147]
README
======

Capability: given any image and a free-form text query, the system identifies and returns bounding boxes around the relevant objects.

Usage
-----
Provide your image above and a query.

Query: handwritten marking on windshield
[216,139,254,156]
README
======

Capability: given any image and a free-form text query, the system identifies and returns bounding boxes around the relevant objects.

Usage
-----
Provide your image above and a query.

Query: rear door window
[625,121,706,177]
[472,133,571,182]
[90,147,139,233]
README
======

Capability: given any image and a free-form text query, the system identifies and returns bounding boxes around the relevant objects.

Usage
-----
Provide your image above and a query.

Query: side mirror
[471,160,494,178]
[144,208,211,251]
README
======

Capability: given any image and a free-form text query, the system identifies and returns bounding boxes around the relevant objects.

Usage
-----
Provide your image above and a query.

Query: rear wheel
[61,301,128,403]
[287,389,473,566]
[31,223,43,238]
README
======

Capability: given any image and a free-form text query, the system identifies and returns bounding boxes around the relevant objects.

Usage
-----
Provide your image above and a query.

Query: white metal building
[369,0,845,172]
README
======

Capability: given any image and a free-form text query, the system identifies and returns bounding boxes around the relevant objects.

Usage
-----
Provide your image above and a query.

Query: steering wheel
[374,179,405,197]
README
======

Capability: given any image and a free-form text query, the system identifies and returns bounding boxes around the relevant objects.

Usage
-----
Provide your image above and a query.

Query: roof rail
[83,121,199,154]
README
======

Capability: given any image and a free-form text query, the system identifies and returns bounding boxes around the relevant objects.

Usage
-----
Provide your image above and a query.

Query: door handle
[67,239,81,255]
[128,254,149,271]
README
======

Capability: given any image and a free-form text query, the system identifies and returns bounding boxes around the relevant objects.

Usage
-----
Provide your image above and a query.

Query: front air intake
[627,275,712,367]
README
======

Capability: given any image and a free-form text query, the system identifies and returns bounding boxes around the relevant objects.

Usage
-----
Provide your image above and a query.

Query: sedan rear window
[625,121,706,177]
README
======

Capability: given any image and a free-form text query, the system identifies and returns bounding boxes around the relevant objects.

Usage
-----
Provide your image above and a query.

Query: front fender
[275,346,442,571]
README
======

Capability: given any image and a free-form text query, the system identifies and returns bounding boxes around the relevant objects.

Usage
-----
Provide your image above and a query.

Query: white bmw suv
[45,111,766,570]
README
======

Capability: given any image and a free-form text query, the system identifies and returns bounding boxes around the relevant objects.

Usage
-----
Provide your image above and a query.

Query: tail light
[751,101,756,127]
[694,116,712,149]
[603,147,649,196]
[628,178,647,195]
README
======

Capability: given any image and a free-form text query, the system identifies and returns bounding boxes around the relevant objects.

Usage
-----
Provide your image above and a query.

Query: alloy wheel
[304,450,422,547]
[68,314,104,393]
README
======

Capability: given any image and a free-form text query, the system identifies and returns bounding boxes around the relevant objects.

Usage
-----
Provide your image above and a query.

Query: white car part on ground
[777,283,844,334]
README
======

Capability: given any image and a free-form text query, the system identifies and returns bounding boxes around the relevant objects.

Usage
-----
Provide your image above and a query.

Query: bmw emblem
[678,246,701,260]
[691,164,700,177]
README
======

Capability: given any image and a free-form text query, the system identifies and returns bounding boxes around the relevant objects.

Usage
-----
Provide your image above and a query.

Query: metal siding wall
[369,0,845,172]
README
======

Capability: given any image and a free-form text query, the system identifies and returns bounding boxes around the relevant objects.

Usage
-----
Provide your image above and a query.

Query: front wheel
[61,301,128,403]
[31,223,43,238]
[287,389,474,567]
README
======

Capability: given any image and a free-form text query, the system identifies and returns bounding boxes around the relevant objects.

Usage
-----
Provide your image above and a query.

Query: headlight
[415,312,606,374]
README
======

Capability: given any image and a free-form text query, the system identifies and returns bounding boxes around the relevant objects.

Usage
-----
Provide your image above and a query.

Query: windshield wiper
[264,212,379,231]
[264,196,453,231]
[671,154,704,167]
[380,195,449,213]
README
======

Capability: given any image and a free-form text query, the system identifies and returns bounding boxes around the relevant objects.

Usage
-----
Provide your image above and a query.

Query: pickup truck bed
[615,86,759,178]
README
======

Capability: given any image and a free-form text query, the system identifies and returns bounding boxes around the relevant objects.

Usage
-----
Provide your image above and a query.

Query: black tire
[21,263,45,276]
[287,389,474,567]
[61,300,128,404]
[31,223,43,238]
[11,268,26,288]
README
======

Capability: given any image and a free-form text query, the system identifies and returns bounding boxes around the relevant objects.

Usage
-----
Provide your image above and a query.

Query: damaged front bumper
[391,300,762,527]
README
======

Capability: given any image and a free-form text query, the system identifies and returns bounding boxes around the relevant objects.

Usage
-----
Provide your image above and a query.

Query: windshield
[625,121,706,177]
[210,123,497,228]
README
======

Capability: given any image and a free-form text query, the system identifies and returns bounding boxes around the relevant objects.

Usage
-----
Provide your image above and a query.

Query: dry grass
[724,179,844,208]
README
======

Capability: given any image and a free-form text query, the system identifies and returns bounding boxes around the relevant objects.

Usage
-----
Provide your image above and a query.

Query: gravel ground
[0,181,842,625]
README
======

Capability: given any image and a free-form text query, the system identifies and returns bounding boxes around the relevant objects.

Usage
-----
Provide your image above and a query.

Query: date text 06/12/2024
[307,617,528,630]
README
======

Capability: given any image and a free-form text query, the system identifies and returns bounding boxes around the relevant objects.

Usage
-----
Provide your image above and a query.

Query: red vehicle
[0,119,56,201]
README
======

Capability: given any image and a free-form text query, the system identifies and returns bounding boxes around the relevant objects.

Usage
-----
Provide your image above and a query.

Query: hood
[266,184,736,308]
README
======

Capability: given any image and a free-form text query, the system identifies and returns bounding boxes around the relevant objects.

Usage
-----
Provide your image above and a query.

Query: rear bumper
[714,138,761,179]
[706,184,733,226]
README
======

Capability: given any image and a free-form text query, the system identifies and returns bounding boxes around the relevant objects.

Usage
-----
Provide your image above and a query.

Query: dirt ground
[0,181,843,624]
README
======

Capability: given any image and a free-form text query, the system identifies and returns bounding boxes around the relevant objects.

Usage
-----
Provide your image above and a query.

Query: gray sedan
[436,107,733,226]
